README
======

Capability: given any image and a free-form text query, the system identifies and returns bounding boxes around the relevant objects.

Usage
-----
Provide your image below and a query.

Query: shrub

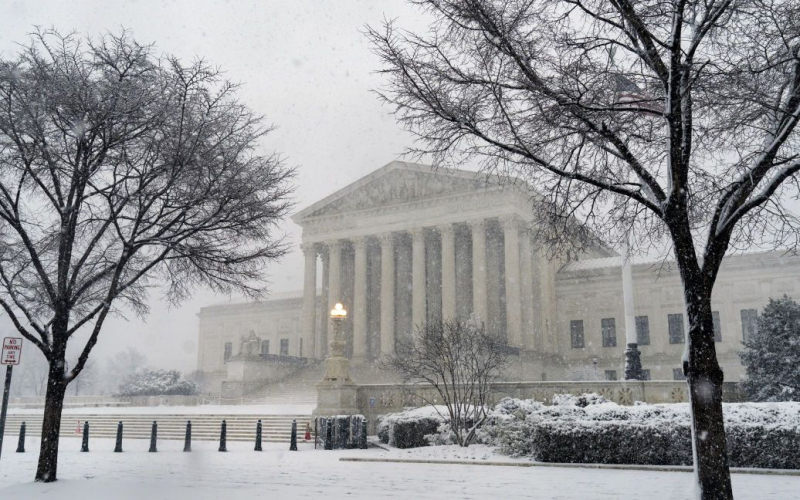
[376,406,447,449]
[116,369,198,396]
[486,396,800,469]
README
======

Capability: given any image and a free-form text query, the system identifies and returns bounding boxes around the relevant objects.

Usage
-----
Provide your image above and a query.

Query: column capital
[410,227,426,239]
[499,214,522,231]
[467,218,486,231]
[352,236,367,250]
[301,242,317,256]
[378,232,394,245]
[327,239,343,251]
[438,223,455,237]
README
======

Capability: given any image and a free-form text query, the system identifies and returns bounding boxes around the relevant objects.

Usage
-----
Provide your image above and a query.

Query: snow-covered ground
[8,404,315,415]
[1,436,797,499]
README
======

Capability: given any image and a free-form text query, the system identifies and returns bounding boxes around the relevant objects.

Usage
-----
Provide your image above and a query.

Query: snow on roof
[204,289,317,308]
[560,249,797,274]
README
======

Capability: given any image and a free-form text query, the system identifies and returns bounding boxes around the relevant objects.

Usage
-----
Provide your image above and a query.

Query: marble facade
[196,161,800,395]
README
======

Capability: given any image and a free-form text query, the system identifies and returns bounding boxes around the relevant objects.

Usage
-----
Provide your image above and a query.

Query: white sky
[0,0,434,371]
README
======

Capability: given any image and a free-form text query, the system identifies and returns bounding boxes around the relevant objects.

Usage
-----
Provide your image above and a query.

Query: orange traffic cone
[304,422,311,441]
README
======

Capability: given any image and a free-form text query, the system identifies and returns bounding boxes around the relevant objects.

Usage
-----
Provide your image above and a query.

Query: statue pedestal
[313,331,360,416]
[314,379,359,417]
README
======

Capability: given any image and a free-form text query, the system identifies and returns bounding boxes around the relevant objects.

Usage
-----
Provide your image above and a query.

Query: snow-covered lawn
[1,437,797,499]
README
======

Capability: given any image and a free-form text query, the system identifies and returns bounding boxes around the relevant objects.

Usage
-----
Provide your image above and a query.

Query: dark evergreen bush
[531,420,800,469]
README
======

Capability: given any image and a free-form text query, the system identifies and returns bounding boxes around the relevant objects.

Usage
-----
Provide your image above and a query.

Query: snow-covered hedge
[116,369,198,397]
[376,406,447,449]
[377,395,800,469]
[486,396,800,469]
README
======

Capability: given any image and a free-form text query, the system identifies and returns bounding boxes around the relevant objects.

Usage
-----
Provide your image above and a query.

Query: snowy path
[1,437,797,499]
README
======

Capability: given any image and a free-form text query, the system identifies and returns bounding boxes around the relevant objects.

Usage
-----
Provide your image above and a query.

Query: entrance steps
[3,413,310,443]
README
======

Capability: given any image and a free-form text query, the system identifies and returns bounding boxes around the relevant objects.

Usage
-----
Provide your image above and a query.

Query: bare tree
[0,30,293,482]
[114,346,148,376]
[386,318,508,447]
[368,1,800,497]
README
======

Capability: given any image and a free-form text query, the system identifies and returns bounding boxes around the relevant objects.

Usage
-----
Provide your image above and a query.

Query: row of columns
[301,215,530,361]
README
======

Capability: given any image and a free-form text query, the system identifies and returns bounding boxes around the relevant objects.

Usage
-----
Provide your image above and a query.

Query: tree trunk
[684,286,733,500]
[35,360,68,482]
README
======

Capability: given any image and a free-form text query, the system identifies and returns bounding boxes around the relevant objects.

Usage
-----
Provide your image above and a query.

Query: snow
[1,436,797,499]
[9,404,315,415]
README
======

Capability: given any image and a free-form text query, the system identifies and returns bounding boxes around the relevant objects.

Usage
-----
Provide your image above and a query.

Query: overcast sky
[0,0,436,371]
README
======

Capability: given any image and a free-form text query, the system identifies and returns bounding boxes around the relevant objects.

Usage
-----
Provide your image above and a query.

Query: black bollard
[324,418,332,450]
[360,418,368,449]
[114,421,123,453]
[81,421,89,452]
[16,422,25,453]
[183,420,192,452]
[254,419,262,451]
[218,420,227,452]
[149,421,158,453]
[290,419,298,451]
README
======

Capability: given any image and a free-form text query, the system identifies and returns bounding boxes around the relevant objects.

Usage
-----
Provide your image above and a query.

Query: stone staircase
[243,362,327,405]
[2,413,311,443]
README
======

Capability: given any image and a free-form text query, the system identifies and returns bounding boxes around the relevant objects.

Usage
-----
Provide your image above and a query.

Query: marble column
[520,231,534,350]
[469,219,488,325]
[440,224,456,321]
[380,233,395,356]
[352,236,368,360]
[301,243,317,359]
[327,240,342,348]
[501,216,522,348]
[411,228,427,333]
[318,247,330,359]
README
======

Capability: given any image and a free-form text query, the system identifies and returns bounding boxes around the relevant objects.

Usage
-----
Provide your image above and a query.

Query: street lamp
[322,302,351,382]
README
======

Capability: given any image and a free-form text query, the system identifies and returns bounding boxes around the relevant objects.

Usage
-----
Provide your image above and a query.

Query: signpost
[0,337,23,460]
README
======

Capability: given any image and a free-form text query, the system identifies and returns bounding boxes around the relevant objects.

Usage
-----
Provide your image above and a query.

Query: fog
[0,0,435,372]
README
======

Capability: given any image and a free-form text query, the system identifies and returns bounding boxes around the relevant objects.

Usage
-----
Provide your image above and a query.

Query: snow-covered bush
[376,406,447,448]
[116,369,198,396]
[484,396,800,469]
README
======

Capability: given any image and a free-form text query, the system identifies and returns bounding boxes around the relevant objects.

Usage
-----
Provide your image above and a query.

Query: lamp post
[314,302,359,417]
[322,303,351,382]
[621,236,643,380]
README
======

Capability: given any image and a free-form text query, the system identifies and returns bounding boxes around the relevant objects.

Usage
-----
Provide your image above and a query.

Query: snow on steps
[2,413,312,443]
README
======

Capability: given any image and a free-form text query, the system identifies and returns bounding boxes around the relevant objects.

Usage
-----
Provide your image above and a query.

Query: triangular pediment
[293,161,493,220]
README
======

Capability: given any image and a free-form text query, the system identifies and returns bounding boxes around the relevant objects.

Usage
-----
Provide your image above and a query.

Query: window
[570,320,584,348]
[668,314,685,344]
[260,340,269,357]
[712,311,722,342]
[604,370,617,381]
[641,369,651,381]
[673,368,686,381]
[223,342,233,362]
[635,316,650,346]
[741,309,758,343]
[601,318,617,347]
[280,338,289,356]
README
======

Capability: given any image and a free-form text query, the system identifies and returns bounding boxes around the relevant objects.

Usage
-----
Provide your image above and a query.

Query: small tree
[740,296,800,402]
[386,318,508,447]
[0,30,293,482]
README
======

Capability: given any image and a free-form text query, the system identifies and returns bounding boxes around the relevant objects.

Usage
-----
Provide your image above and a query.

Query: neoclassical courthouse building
[196,161,800,395]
